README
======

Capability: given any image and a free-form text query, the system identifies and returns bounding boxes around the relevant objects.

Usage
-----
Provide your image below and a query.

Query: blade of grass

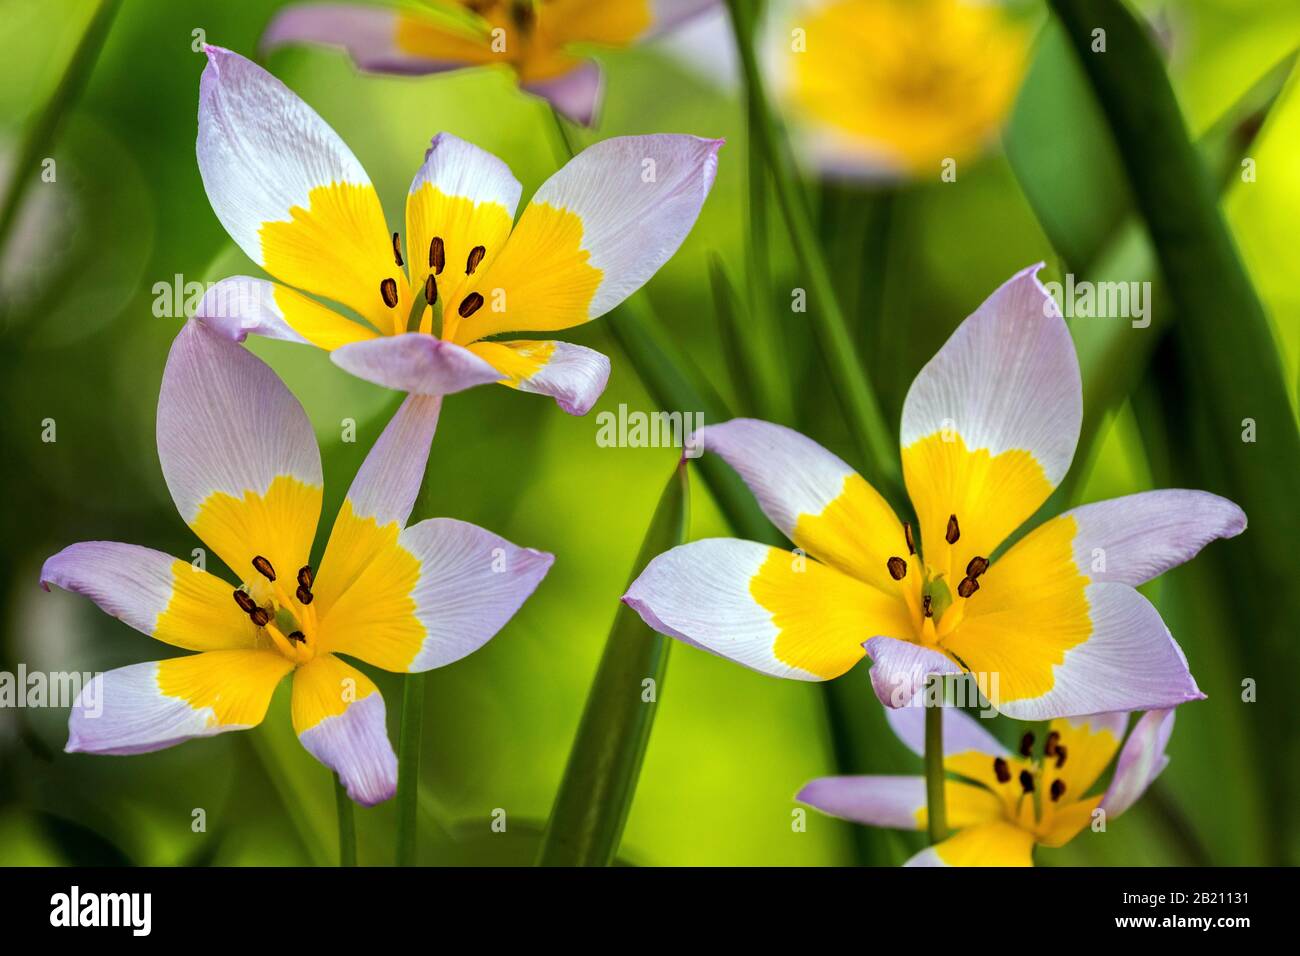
[335,777,357,867]
[394,671,426,865]
[708,253,760,414]
[536,460,690,866]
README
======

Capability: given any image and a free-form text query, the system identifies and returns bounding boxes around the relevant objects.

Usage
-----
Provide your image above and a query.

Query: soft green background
[1,0,1296,866]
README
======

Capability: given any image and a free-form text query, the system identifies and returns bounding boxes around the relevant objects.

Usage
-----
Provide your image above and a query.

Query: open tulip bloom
[624,265,1246,719]
[799,705,1176,866]
[193,46,721,417]
[261,0,720,126]
[41,322,553,805]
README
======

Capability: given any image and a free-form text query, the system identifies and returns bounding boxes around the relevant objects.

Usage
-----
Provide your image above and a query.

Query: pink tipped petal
[645,0,724,37]
[524,61,604,126]
[797,776,927,829]
[528,134,722,319]
[901,264,1081,486]
[882,699,1009,759]
[995,584,1204,721]
[330,333,504,396]
[197,45,372,268]
[192,276,307,344]
[297,691,397,807]
[261,4,461,76]
[343,394,442,530]
[158,321,322,525]
[863,636,962,709]
[476,339,611,415]
[1101,709,1176,818]
[1061,490,1247,587]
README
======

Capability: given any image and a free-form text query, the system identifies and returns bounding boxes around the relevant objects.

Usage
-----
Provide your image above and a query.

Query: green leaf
[536,461,690,866]
[708,252,759,415]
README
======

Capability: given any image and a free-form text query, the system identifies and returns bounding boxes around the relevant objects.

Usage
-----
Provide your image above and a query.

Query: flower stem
[394,673,426,866]
[335,776,357,867]
[923,675,947,845]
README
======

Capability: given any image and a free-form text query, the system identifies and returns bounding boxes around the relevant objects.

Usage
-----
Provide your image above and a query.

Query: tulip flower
[41,321,553,805]
[799,705,1177,866]
[191,46,719,417]
[623,265,1245,719]
[261,0,720,126]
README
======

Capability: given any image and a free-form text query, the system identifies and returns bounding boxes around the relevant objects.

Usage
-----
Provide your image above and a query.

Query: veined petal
[331,333,503,396]
[467,339,610,415]
[882,698,1009,759]
[452,135,722,341]
[198,46,409,335]
[798,775,1002,830]
[1056,490,1246,587]
[904,820,1036,867]
[66,651,293,755]
[40,542,257,652]
[624,538,912,681]
[320,518,553,673]
[946,510,1203,719]
[193,276,377,351]
[692,418,908,590]
[862,636,962,709]
[313,395,441,614]
[406,133,521,326]
[1102,708,1175,818]
[158,322,322,603]
[900,264,1081,583]
[291,653,397,806]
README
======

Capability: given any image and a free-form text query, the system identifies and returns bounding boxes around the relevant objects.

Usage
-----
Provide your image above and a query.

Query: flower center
[981,731,1073,835]
[231,556,319,664]
[885,514,989,646]
[380,232,489,339]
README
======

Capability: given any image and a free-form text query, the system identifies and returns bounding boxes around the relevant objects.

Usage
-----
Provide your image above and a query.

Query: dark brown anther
[1043,730,1061,757]
[1055,745,1068,769]
[425,273,437,305]
[296,585,314,606]
[392,232,403,267]
[288,630,306,645]
[903,521,916,556]
[922,594,933,618]
[956,576,980,598]
[1019,732,1035,757]
[251,555,276,581]
[1018,769,1035,794]
[297,566,314,590]
[1050,779,1066,802]
[232,590,257,614]
[886,556,907,581]
[993,757,1011,784]
[380,277,399,308]
[429,236,445,274]
[965,555,989,579]
[945,513,960,545]
[250,606,271,628]
[465,245,486,275]
[458,292,484,318]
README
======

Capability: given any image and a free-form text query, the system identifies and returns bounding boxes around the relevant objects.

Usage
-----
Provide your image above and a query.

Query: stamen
[1050,779,1066,802]
[465,245,486,275]
[1018,769,1035,793]
[425,274,437,305]
[252,556,276,581]
[232,590,257,614]
[903,521,916,556]
[956,576,980,598]
[922,594,933,618]
[458,292,484,318]
[392,232,403,267]
[1055,745,1068,769]
[886,556,907,580]
[296,585,314,606]
[1043,730,1060,757]
[945,513,960,544]
[1018,732,1035,757]
[965,555,989,579]
[380,278,399,308]
[429,237,445,275]
[250,606,270,628]
[993,757,1011,783]
[297,566,314,590]
[288,630,307,645]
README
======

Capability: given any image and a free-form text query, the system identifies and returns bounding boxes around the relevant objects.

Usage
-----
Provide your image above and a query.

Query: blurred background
[1,0,1297,866]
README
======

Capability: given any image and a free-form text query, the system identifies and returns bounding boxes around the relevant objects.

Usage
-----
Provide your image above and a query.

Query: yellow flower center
[233,555,320,664]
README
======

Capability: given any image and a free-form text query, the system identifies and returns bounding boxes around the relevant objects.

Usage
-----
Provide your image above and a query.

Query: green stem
[335,777,357,867]
[723,0,899,494]
[0,0,120,261]
[394,673,426,866]
[923,676,947,845]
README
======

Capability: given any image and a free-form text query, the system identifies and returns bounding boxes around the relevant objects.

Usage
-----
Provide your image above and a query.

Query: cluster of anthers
[380,233,489,337]
[884,513,990,625]
[231,556,318,663]
[995,730,1071,812]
